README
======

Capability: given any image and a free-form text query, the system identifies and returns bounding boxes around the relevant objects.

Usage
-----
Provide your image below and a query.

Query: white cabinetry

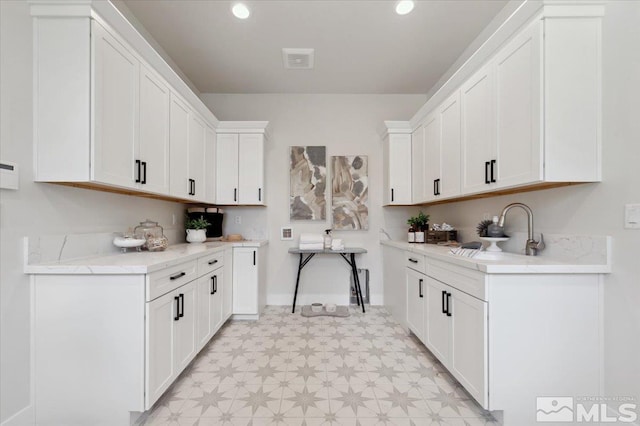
[205,126,217,204]
[405,268,425,340]
[188,113,207,200]
[139,65,170,194]
[383,124,412,205]
[216,125,268,205]
[424,277,450,362]
[92,20,138,189]
[232,246,266,318]
[196,266,223,350]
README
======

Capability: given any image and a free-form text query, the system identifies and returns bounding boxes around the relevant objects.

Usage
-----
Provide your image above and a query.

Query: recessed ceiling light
[232,3,250,19]
[395,0,414,15]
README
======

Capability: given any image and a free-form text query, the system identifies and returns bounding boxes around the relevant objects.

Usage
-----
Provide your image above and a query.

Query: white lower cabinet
[405,268,425,340]
[196,267,224,351]
[232,246,266,317]
[424,277,488,408]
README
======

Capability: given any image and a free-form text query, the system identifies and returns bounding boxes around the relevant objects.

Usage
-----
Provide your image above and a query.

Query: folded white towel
[299,233,324,244]
[299,243,324,250]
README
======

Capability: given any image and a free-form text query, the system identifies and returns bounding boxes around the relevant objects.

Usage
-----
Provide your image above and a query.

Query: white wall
[0,2,186,423]
[416,0,640,405]
[201,94,426,306]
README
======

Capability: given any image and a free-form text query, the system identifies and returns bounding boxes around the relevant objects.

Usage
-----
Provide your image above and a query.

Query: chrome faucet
[498,203,545,256]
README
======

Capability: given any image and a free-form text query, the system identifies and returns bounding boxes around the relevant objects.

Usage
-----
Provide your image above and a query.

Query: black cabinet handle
[253,251,256,266]
[210,276,216,295]
[208,259,218,265]
[446,292,452,317]
[170,272,186,280]
[192,179,196,195]
[490,159,496,183]
[258,188,261,202]
[442,290,447,314]
[179,293,184,318]
[419,279,423,298]
[391,188,394,202]
[234,188,237,202]
[174,296,180,321]
[141,161,147,184]
[214,275,217,294]
[433,180,437,196]
[135,160,141,183]
[408,258,418,264]
[485,161,490,184]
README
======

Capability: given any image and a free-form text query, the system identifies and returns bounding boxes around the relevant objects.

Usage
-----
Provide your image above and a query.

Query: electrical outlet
[235,216,242,224]
[625,204,640,229]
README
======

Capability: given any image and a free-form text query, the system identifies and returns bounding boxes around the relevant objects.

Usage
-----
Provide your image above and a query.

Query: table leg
[292,253,303,313]
[350,253,365,313]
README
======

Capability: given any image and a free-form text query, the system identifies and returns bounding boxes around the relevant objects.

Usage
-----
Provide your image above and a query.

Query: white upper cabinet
[438,91,461,199]
[91,20,139,189]
[215,123,269,206]
[169,94,190,198]
[383,126,412,205]
[139,65,170,195]
[238,134,265,205]
[422,111,441,203]
[410,125,425,204]
[31,4,231,203]
[494,20,543,189]
[216,134,240,205]
[461,63,496,195]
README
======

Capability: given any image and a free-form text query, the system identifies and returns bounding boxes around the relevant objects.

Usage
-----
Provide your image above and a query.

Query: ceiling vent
[282,48,314,70]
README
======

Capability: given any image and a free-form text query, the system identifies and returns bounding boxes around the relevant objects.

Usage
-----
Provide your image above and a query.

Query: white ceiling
[121,0,510,94]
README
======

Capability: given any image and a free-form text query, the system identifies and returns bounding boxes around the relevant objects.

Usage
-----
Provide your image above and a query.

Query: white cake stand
[479,237,510,252]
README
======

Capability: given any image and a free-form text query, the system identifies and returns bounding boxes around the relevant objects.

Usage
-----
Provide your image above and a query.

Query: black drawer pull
[210,276,216,295]
[214,275,217,294]
[170,272,186,280]
[208,259,218,265]
[135,160,141,183]
[433,179,437,196]
[179,293,184,318]
[419,279,423,298]
[174,296,180,321]
[442,290,447,314]
[141,161,147,184]
[258,188,262,201]
[253,251,256,266]
[408,258,418,264]
[234,188,237,202]
[490,159,496,183]
[391,188,394,202]
[446,292,452,317]
[484,161,490,184]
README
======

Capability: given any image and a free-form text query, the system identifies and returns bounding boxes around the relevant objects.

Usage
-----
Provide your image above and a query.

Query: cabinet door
[238,134,264,205]
[232,248,258,314]
[449,288,488,408]
[196,274,214,351]
[205,126,216,204]
[169,94,190,198]
[139,65,170,194]
[174,280,197,371]
[188,113,207,200]
[145,290,176,409]
[423,112,441,202]
[411,126,425,204]
[387,134,412,205]
[495,21,543,189]
[216,134,239,204]
[461,63,495,195]
[424,277,450,365]
[406,268,425,341]
[439,91,461,199]
[91,21,138,189]
[212,269,224,332]
[222,249,234,320]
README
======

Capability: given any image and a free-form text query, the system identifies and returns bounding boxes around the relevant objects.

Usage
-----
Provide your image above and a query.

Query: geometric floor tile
[142,305,498,426]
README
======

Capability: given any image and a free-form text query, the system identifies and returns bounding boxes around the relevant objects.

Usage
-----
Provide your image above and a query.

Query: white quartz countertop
[380,240,611,274]
[25,240,268,275]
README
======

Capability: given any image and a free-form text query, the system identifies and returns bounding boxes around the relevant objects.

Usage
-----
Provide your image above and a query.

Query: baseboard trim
[1,404,34,426]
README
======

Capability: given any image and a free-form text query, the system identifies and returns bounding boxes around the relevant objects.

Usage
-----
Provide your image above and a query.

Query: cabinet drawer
[147,260,197,302]
[197,250,224,276]
[428,259,487,301]
[405,252,427,274]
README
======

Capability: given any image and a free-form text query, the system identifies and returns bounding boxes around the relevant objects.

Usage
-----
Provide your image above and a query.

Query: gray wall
[201,93,427,306]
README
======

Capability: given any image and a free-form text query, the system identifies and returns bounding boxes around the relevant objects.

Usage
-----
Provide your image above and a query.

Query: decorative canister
[134,219,169,251]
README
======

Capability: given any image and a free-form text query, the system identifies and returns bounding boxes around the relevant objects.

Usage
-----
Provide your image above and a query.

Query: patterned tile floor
[142,306,498,426]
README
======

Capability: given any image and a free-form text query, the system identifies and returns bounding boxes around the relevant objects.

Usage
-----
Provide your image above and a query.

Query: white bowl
[113,236,146,248]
